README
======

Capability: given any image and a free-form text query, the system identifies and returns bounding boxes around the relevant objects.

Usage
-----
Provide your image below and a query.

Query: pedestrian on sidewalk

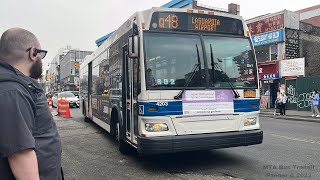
[0,28,63,179]
[277,92,287,116]
[310,90,320,117]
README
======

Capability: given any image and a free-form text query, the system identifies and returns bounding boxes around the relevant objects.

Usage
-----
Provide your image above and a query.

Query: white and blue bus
[80,7,263,155]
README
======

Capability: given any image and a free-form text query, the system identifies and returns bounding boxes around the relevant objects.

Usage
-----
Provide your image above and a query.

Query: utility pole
[74,50,80,91]
[74,50,77,75]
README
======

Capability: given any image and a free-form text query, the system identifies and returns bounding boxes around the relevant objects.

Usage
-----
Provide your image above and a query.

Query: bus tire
[119,138,131,155]
[83,101,92,122]
[115,121,131,154]
[110,109,118,138]
[84,116,92,122]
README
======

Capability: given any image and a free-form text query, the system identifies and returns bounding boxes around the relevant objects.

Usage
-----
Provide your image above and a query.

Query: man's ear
[28,47,38,62]
[32,49,37,57]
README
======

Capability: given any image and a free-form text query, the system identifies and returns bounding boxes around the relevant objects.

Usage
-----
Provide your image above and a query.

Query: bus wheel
[84,117,92,122]
[110,111,117,138]
[116,122,131,154]
[83,103,92,122]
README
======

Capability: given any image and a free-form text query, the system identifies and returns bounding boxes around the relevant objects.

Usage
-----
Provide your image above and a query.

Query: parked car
[52,92,80,108]
[46,91,59,98]
[65,91,79,98]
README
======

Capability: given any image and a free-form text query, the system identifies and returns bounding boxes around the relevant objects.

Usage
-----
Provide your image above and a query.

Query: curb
[260,114,320,123]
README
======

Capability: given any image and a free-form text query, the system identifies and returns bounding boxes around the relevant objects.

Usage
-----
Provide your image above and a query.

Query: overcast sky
[1,0,319,70]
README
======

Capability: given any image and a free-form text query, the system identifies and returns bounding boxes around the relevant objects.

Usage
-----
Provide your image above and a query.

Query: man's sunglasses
[26,47,47,59]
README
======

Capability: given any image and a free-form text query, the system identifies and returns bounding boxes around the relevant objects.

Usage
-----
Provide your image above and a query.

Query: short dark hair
[0,28,39,59]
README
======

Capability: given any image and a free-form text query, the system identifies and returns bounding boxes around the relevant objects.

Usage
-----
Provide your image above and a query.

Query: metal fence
[284,77,320,111]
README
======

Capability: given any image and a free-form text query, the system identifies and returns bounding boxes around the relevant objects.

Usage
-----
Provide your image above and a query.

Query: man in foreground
[0,28,63,180]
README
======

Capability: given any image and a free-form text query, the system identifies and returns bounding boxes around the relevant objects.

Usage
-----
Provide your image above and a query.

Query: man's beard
[30,58,43,79]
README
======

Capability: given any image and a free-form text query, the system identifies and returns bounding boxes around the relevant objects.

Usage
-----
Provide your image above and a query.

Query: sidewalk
[260,109,320,123]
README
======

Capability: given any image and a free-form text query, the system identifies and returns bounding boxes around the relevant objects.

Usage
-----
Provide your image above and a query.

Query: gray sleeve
[0,90,35,158]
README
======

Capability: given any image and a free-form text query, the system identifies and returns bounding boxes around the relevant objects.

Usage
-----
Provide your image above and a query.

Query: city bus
[80,7,263,155]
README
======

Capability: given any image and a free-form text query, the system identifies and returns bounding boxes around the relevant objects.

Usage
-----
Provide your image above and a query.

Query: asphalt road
[54,109,320,180]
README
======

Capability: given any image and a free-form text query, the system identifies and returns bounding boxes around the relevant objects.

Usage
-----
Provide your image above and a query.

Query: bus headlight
[244,117,257,126]
[145,123,169,132]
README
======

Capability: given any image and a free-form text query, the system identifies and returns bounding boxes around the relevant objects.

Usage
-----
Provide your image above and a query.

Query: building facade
[247,10,300,108]
[46,47,71,92]
[247,4,320,110]
[298,5,320,77]
[60,50,93,91]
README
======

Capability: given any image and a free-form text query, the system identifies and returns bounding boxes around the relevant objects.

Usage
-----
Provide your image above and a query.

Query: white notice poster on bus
[182,90,234,115]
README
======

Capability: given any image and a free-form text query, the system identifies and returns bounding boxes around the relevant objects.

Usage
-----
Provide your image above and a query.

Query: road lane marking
[269,134,320,145]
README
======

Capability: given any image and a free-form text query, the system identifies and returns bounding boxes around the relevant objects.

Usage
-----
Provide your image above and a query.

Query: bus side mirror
[132,23,139,35]
[128,35,139,58]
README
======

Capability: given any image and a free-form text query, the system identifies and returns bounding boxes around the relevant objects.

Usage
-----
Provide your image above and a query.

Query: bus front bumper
[137,129,263,155]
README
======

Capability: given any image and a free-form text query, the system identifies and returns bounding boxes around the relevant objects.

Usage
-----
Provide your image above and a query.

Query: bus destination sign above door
[150,12,244,35]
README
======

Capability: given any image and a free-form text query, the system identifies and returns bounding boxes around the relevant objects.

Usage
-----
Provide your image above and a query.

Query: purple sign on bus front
[182,90,234,115]
[182,90,234,103]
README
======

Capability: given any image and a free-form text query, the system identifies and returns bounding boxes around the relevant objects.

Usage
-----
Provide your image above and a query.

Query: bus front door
[123,45,136,144]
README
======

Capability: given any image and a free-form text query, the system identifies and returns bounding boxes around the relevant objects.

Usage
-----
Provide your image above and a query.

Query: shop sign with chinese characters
[285,28,300,59]
[252,29,284,46]
[261,74,279,80]
[280,58,305,77]
[247,14,284,36]
[258,61,280,80]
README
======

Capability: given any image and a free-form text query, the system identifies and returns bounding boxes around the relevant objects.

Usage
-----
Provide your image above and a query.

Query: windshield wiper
[174,44,201,100]
[215,59,240,98]
[209,44,215,84]
[209,44,240,98]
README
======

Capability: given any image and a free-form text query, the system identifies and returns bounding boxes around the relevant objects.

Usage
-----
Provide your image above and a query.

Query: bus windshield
[144,33,257,89]
[203,36,257,88]
[144,32,206,89]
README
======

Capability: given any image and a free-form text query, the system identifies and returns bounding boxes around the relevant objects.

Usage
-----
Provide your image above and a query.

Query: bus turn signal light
[148,107,158,112]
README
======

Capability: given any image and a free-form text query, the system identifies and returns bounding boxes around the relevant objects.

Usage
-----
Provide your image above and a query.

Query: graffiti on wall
[287,85,297,104]
[287,85,311,109]
[297,92,311,109]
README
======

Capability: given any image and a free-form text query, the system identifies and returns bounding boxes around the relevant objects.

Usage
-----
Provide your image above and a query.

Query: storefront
[247,13,287,109]
[251,29,284,108]
[251,29,285,62]
[258,61,280,108]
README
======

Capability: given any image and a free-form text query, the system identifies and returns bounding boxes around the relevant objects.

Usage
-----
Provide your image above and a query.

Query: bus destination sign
[150,12,244,35]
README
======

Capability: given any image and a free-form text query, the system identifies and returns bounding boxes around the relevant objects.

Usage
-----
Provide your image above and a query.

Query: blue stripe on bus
[139,101,182,116]
[234,99,260,112]
[139,99,260,116]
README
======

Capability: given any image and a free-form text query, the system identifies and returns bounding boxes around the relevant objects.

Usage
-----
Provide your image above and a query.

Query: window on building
[255,44,279,62]
[255,45,269,62]
[270,45,278,60]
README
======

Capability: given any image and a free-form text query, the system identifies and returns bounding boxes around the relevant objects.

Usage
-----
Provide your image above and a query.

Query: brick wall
[301,16,320,27]
[300,32,320,76]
